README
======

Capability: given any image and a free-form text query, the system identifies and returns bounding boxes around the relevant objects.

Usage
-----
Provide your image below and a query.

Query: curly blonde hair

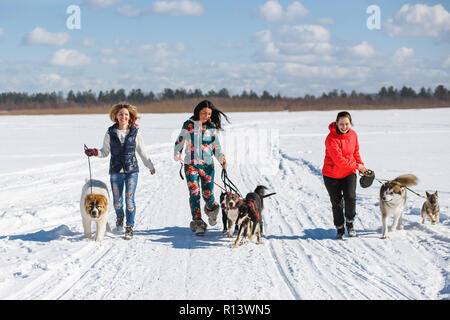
[109,103,140,127]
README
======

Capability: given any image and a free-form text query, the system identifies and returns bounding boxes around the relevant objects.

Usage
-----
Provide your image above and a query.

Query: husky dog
[379,174,418,239]
[80,179,110,242]
[233,186,275,248]
[421,191,439,225]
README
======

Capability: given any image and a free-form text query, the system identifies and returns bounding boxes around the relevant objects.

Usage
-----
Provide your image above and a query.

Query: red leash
[179,160,231,195]
[180,160,262,219]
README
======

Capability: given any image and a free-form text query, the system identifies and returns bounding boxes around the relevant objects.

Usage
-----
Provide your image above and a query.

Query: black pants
[323,174,356,229]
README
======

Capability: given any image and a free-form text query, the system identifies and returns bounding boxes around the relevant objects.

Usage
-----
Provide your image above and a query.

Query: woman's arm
[97,132,110,158]
[136,132,155,172]
[212,129,227,169]
[174,121,189,160]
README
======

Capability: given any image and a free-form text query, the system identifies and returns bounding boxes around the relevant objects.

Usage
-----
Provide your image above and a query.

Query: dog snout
[90,208,99,218]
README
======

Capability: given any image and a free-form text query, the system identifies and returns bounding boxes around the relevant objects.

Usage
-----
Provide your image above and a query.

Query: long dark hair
[191,100,230,130]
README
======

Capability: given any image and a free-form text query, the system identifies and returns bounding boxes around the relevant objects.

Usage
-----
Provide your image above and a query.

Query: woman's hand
[222,158,227,170]
[150,169,156,175]
[174,153,182,162]
[358,164,368,174]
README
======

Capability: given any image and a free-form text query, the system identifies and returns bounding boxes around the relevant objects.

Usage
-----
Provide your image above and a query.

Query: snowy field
[0,108,449,300]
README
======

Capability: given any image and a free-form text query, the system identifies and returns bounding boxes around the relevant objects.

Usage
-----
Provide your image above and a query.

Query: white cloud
[117,4,142,17]
[258,1,309,22]
[137,42,185,60]
[254,30,272,43]
[49,49,91,67]
[35,74,72,89]
[100,48,114,55]
[443,56,450,68]
[101,57,118,64]
[24,27,70,46]
[350,41,375,57]
[81,38,97,47]
[255,25,333,63]
[393,47,414,63]
[84,0,122,9]
[278,25,330,43]
[385,4,450,41]
[317,18,334,25]
[151,0,205,16]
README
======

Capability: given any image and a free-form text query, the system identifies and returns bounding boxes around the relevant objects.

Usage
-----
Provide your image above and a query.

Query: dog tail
[394,174,418,187]
[262,192,276,199]
[254,185,268,197]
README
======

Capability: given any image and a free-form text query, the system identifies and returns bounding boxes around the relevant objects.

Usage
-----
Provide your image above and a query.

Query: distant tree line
[0,85,448,111]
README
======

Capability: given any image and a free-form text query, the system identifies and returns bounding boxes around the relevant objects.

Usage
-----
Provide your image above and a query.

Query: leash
[83,144,93,195]
[179,160,230,195]
[221,169,242,198]
[372,176,426,199]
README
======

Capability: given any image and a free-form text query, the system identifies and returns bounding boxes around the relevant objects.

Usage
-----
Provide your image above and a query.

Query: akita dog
[379,174,418,239]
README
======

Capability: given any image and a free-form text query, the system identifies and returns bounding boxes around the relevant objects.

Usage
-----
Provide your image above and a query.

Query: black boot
[336,226,345,239]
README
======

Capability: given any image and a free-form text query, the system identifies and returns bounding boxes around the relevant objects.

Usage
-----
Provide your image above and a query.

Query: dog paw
[256,240,264,245]
[381,235,389,239]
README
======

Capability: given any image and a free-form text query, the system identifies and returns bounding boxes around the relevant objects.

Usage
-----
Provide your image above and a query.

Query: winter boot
[336,226,345,239]
[190,218,207,236]
[115,215,124,233]
[124,226,133,240]
[204,202,220,226]
[346,222,356,237]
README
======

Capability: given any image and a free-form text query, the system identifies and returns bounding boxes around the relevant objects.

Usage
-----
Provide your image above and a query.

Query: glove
[84,148,98,157]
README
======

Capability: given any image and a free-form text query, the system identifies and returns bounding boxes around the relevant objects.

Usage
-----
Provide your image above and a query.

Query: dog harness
[238,199,261,219]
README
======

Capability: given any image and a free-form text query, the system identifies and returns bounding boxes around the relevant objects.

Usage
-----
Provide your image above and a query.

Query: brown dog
[421,191,439,225]
[80,179,110,242]
[380,174,418,239]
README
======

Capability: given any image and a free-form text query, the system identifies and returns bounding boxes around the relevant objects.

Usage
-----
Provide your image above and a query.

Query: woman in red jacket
[323,111,367,239]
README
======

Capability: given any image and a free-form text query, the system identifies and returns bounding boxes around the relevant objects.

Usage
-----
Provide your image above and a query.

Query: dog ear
[426,191,430,197]
[435,191,438,196]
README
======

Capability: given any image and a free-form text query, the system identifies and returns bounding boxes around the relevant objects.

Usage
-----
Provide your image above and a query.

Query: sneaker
[124,226,133,240]
[336,227,345,240]
[346,222,356,237]
[347,227,357,237]
[189,219,207,236]
[204,203,219,226]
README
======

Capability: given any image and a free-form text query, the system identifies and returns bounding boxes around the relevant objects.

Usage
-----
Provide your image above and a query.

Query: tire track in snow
[265,150,446,299]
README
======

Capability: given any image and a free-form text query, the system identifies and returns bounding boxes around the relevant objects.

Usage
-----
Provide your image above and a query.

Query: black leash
[221,169,242,198]
[371,175,426,199]
[83,144,93,195]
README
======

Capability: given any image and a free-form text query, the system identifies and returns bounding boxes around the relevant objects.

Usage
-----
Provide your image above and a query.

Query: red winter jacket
[322,122,364,179]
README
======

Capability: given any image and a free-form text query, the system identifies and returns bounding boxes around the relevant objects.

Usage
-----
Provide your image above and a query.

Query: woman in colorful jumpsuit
[174,100,229,235]
[85,103,156,240]
[322,111,367,239]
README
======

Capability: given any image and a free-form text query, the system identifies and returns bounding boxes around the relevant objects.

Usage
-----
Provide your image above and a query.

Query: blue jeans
[110,172,138,227]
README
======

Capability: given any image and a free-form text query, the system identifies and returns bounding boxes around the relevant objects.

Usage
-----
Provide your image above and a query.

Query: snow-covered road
[1,109,449,299]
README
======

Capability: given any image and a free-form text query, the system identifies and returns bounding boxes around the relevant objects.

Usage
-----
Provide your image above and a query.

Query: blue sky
[0,0,449,97]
